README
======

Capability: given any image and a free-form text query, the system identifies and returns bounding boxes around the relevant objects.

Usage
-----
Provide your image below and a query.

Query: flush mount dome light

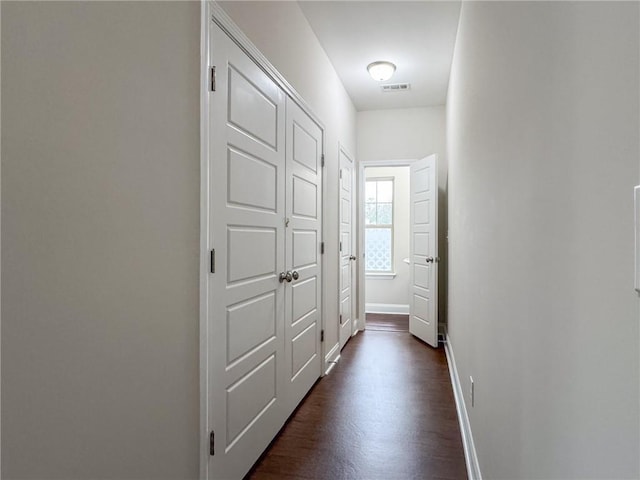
[367,61,396,81]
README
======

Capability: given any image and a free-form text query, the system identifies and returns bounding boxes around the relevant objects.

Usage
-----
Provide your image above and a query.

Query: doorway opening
[363,165,411,332]
[357,156,439,347]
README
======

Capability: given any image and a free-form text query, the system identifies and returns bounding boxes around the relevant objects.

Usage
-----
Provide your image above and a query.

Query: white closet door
[208,24,287,480]
[339,147,355,349]
[284,97,323,412]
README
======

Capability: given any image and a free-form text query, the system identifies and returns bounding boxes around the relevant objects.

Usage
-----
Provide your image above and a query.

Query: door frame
[200,3,327,478]
[357,159,419,333]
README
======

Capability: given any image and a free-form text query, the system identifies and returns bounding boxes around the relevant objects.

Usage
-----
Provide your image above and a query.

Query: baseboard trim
[444,334,482,480]
[352,318,361,337]
[365,303,409,315]
[324,342,340,376]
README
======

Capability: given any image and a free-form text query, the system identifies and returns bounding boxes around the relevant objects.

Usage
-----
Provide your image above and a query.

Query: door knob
[349,255,357,261]
[291,270,299,280]
[279,271,293,283]
[425,257,434,263]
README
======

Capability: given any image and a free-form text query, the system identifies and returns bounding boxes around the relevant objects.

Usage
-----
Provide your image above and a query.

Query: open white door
[409,155,438,347]
[339,147,356,349]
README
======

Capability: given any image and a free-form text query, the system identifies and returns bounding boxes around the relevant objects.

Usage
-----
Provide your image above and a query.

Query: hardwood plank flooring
[366,313,409,332]
[246,322,467,480]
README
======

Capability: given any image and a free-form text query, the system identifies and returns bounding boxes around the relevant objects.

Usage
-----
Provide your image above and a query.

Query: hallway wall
[358,107,447,323]
[218,1,358,361]
[2,2,201,478]
[447,2,640,478]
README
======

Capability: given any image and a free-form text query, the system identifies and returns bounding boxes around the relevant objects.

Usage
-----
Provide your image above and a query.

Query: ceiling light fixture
[367,61,396,81]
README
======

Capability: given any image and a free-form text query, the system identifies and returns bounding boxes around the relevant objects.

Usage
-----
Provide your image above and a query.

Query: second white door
[409,154,438,347]
[284,97,323,413]
[339,147,356,349]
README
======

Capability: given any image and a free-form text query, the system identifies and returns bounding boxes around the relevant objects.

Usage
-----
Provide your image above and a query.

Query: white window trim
[365,272,397,280]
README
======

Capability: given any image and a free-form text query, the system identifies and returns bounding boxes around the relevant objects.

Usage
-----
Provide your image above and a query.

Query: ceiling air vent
[381,83,411,92]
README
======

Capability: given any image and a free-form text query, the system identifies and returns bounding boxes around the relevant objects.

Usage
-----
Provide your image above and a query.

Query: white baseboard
[352,318,361,335]
[365,303,409,315]
[444,334,482,480]
[324,342,340,375]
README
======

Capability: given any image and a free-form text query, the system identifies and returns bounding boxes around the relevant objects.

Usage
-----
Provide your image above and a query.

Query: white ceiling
[298,1,462,111]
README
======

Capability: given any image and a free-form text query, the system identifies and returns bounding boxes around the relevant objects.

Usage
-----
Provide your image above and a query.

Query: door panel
[284,97,323,413]
[409,155,438,348]
[339,147,356,350]
[292,277,317,323]
[228,66,279,148]
[226,355,277,446]
[227,148,277,211]
[226,227,277,283]
[292,230,317,268]
[209,24,287,479]
[227,292,276,364]
[291,323,318,378]
[292,123,319,172]
[292,176,318,218]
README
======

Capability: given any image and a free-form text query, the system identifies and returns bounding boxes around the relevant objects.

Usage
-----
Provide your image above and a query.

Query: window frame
[364,177,395,274]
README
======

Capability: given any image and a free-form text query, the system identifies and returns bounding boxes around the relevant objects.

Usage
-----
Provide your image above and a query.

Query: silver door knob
[279,271,293,283]
[349,255,357,261]
[291,270,299,280]
[425,257,434,263]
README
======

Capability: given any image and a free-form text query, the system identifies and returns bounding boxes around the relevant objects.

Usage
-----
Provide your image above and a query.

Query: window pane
[365,203,377,225]
[365,228,392,271]
[377,203,392,225]
[365,181,377,203]
[377,180,393,203]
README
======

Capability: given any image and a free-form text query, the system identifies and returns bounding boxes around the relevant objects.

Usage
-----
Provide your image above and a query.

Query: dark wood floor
[366,312,410,332]
[246,316,467,480]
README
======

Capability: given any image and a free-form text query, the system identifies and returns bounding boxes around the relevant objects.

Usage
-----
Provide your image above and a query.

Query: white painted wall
[218,1,358,359]
[447,2,640,478]
[364,166,410,310]
[357,107,447,323]
[2,2,200,478]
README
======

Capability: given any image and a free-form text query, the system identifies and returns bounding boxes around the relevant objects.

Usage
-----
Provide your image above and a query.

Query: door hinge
[210,249,215,274]
[339,169,343,179]
[339,241,342,252]
[320,330,324,342]
[209,430,215,456]
[339,314,343,325]
[321,154,325,167]
[209,66,216,92]
[321,242,325,254]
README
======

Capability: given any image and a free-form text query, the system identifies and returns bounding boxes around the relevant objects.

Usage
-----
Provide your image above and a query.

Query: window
[365,178,394,273]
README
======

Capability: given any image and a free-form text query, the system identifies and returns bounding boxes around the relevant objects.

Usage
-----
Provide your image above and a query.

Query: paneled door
[339,147,356,350]
[208,24,287,479]
[409,155,438,348]
[207,22,324,480]
[283,97,323,413]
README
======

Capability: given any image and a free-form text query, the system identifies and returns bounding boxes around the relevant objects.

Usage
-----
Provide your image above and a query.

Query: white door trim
[357,159,417,332]
[199,3,211,478]
[200,3,327,478]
